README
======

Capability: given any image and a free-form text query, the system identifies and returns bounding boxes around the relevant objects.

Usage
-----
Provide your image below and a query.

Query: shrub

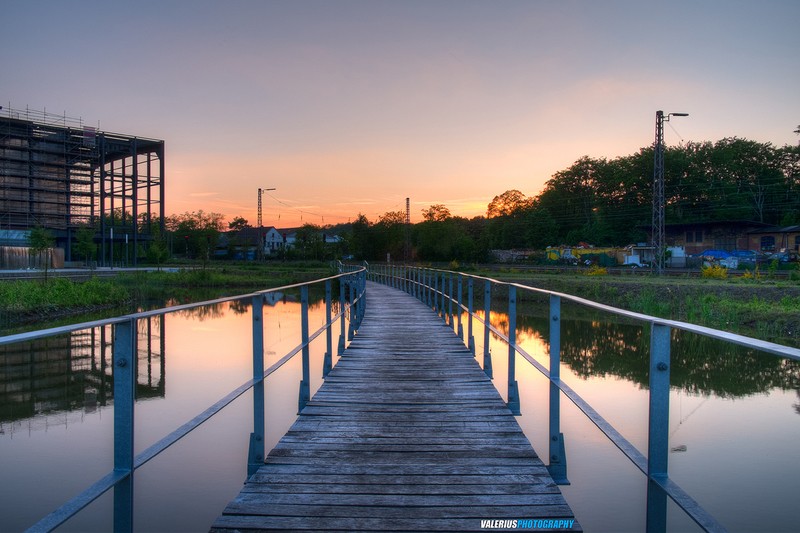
[584,265,608,276]
[741,266,762,282]
[701,264,728,279]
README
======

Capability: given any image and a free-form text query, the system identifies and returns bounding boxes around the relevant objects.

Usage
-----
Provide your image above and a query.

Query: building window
[695,230,703,243]
[761,236,776,251]
[686,231,694,243]
[795,235,800,251]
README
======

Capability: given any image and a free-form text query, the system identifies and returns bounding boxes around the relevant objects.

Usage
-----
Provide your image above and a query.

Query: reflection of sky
[4,293,798,531]
[462,307,800,532]
[1,296,337,532]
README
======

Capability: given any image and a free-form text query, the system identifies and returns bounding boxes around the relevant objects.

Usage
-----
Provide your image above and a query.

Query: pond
[1,284,798,532]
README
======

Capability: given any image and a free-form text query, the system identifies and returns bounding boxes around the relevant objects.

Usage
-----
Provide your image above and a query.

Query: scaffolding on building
[0,105,165,266]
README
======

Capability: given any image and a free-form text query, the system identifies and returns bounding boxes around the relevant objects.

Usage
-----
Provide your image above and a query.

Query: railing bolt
[116,358,127,368]
[552,435,559,441]
[551,455,559,461]
[656,362,668,371]
[552,315,559,322]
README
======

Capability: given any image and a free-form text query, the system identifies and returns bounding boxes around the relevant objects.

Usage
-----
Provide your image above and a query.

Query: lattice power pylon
[651,110,688,275]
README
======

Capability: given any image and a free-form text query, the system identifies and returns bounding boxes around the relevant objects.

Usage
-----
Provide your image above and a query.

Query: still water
[1,289,798,532]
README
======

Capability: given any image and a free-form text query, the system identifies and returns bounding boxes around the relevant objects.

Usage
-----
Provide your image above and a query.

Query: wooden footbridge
[211,281,580,532]
[23,265,771,531]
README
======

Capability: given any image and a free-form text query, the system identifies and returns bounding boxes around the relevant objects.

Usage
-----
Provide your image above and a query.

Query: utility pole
[404,197,410,262]
[257,187,276,229]
[257,187,276,260]
[652,111,688,275]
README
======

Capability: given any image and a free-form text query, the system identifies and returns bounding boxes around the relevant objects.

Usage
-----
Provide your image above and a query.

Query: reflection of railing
[369,264,800,533]
[2,267,366,532]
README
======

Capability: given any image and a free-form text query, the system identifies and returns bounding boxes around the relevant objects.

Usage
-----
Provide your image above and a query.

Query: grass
[0,262,337,332]
[481,267,800,347]
[0,277,130,316]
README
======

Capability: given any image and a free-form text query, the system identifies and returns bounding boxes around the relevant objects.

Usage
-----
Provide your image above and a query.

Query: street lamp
[652,111,688,275]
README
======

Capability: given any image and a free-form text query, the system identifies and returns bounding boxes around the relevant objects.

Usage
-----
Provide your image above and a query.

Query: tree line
[336,137,800,262]
[56,135,800,265]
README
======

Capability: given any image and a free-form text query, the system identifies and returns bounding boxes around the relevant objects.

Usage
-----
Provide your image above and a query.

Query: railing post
[457,275,464,340]
[483,280,493,378]
[338,277,346,355]
[448,273,454,328]
[507,285,520,415]
[647,322,671,533]
[248,295,265,477]
[441,272,448,326]
[298,286,310,413]
[468,277,475,355]
[358,269,366,327]
[428,270,433,310]
[548,295,569,484]
[348,276,356,340]
[323,280,333,378]
[433,271,439,314]
[113,318,136,533]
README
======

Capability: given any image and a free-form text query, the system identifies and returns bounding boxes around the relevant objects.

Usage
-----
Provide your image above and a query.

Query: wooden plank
[211,281,580,531]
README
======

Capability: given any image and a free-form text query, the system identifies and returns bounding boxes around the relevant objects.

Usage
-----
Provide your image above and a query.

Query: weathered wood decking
[211,281,580,532]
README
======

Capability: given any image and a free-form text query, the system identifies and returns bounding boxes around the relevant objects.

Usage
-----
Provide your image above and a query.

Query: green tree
[73,226,97,267]
[228,216,250,231]
[165,210,225,263]
[293,224,324,260]
[421,204,451,222]
[28,226,55,280]
[487,190,530,218]
[146,226,170,269]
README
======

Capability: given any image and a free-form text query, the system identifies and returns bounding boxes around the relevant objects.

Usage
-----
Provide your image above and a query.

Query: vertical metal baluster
[338,276,346,354]
[448,273,454,328]
[298,286,310,413]
[483,280,493,378]
[441,273,447,321]
[647,323,671,533]
[323,281,333,378]
[548,295,569,484]
[468,277,475,355]
[348,276,356,340]
[507,286,520,415]
[248,295,265,477]
[457,275,464,340]
[113,318,135,533]
[431,272,439,315]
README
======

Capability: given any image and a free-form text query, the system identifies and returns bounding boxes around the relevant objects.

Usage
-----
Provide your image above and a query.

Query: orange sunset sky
[4,0,799,228]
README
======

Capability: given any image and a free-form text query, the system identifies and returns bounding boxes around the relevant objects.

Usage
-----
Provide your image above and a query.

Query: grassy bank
[487,269,800,347]
[0,277,131,320]
[0,262,335,332]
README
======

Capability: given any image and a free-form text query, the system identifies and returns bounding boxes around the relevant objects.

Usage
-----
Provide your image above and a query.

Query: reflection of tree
[229,299,250,316]
[505,312,800,399]
[794,390,800,416]
[174,302,227,322]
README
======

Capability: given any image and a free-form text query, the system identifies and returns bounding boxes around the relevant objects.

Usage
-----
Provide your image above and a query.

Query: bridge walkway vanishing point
[211,281,580,532]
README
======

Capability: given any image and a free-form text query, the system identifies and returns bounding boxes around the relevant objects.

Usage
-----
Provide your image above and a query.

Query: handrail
[368,264,800,533]
[6,266,367,532]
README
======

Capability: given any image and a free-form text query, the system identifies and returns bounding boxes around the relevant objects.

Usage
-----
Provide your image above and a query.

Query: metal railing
[368,264,800,533]
[3,266,367,532]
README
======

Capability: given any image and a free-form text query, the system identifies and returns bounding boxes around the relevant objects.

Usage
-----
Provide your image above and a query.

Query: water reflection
[483,309,800,399]
[0,316,165,436]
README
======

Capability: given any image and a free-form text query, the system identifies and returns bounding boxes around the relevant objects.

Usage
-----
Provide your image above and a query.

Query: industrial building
[0,106,164,267]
